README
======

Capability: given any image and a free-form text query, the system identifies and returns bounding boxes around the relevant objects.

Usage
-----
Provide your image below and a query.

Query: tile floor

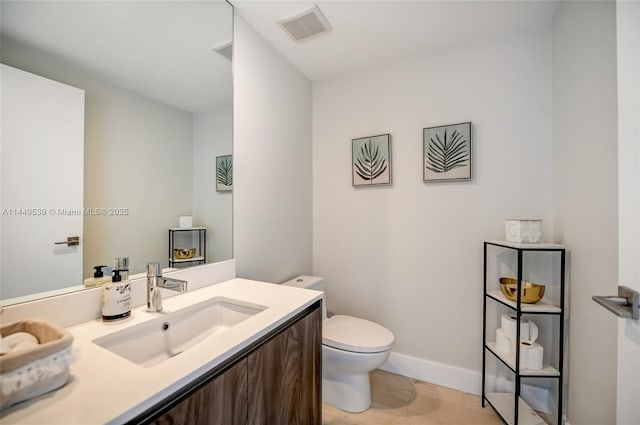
[322,370,502,425]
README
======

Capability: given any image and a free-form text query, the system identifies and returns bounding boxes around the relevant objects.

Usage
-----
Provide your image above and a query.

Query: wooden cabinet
[153,359,247,425]
[248,303,322,425]
[133,301,322,425]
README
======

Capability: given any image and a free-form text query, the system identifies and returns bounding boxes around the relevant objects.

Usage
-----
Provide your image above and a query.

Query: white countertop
[1,278,323,425]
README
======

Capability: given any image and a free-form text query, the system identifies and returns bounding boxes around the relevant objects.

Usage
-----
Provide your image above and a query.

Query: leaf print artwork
[216,155,232,192]
[352,134,391,186]
[423,123,472,182]
[354,139,388,181]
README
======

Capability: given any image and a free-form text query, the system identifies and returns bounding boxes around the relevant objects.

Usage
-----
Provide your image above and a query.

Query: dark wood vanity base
[127,300,322,425]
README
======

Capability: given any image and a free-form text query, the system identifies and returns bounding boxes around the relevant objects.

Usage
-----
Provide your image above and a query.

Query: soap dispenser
[114,257,129,280]
[84,265,111,287]
[101,269,131,321]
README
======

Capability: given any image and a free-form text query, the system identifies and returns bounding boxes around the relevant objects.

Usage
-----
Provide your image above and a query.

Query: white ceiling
[1,1,233,114]
[232,0,561,82]
[1,1,561,109]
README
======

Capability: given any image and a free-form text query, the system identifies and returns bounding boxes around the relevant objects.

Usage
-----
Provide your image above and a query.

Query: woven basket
[1,319,74,410]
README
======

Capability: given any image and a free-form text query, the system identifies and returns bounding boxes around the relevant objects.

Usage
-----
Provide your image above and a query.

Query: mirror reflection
[0,0,233,303]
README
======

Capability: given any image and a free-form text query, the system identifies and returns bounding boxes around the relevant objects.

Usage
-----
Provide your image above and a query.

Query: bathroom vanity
[0,278,322,425]
[140,301,321,424]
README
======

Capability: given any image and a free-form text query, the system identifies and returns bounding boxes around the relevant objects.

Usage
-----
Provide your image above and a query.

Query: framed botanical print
[423,122,472,182]
[352,134,391,187]
[216,155,232,192]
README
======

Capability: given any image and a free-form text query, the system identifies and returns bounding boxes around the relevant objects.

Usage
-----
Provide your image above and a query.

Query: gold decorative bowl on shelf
[173,248,196,260]
[499,277,545,304]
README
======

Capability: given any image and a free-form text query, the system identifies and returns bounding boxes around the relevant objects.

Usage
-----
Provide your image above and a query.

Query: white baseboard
[378,351,482,395]
[379,351,556,415]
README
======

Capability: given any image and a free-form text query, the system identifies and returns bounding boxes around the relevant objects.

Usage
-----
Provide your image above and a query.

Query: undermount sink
[93,296,266,367]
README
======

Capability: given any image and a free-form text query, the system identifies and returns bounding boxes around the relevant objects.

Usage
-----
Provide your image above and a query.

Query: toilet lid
[323,315,394,353]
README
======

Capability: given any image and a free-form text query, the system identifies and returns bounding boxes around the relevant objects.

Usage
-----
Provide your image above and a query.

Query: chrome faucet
[146,262,188,312]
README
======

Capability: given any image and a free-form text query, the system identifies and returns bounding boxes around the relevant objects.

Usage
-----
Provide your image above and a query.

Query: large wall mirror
[0,1,233,304]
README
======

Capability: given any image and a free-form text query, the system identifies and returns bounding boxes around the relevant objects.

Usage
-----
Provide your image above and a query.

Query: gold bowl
[499,277,545,304]
[174,248,196,260]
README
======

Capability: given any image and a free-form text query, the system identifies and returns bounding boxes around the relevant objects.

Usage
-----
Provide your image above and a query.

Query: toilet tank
[282,275,326,319]
[281,275,324,292]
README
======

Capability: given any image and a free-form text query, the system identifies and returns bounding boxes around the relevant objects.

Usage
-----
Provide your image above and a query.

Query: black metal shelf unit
[168,227,207,268]
[482,240,566,425]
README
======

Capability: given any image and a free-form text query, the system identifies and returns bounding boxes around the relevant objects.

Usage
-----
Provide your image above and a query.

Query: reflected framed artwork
[423,122,472,182]
[352,134,391,187]
[216,155,233,192]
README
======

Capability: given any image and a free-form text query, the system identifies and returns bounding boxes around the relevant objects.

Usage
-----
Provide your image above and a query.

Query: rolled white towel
[0,338,10,355]
[3,332,39,353]
[11,339,40,353]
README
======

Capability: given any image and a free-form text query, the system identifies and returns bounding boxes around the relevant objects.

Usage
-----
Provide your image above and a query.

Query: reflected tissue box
[178,216,193,228]
[505,219,542,243]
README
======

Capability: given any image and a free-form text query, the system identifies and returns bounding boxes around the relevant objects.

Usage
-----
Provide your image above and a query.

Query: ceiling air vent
[278,4,332,42]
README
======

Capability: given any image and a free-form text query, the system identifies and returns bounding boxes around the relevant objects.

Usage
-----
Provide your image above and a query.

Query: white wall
[233,16,313,283]
[313,28,553,378]
[1,40,193,279]
[552,2,619,424]
[193,105,233,263]
[81,76,193,276]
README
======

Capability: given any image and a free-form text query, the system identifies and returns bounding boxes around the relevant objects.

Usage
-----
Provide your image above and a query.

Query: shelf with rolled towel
[487,313,559,377]
[482,240,566,425]
[485,343,559,377]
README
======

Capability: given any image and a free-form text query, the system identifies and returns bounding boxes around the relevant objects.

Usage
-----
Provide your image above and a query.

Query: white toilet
[283,275,394,413]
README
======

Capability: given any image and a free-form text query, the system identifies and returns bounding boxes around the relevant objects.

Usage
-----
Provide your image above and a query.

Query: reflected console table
[168,227,206,268]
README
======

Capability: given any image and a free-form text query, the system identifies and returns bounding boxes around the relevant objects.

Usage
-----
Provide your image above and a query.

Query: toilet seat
[323,315,394,353]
